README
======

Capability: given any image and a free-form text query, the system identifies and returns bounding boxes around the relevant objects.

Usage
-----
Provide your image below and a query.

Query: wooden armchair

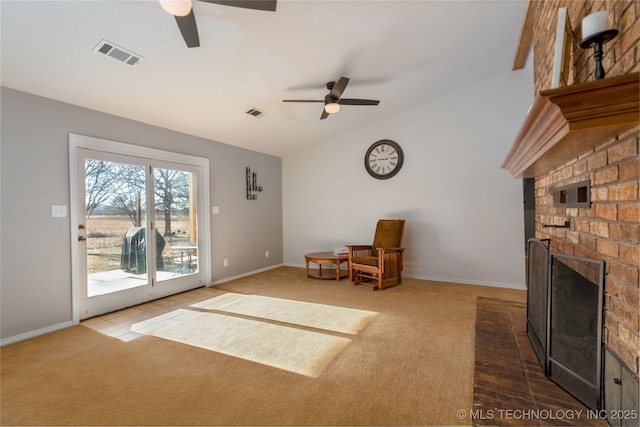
[347,219,405,290]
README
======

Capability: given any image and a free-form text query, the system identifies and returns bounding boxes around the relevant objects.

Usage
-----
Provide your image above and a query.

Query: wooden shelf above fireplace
[502,72,639,178]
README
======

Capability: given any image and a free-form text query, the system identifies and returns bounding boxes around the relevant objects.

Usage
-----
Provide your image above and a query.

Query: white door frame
[69,133,211,324]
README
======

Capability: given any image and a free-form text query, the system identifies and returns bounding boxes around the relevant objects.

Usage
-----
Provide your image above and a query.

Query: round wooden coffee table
[304,252,349,281]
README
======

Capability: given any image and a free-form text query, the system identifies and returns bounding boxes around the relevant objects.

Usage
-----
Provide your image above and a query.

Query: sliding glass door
[153,162,200,284]
[71,135,210,320]
[83,151,151,307]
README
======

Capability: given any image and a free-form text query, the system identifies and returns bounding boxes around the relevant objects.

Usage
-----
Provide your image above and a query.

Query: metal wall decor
[246,166,263,200]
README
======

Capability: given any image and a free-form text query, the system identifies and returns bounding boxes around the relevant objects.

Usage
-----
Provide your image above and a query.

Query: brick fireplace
[503,0,639,421]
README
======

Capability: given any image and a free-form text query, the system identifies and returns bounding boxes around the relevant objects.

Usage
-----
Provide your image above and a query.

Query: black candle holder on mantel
[246,166,263,200]
[578,11,618,80]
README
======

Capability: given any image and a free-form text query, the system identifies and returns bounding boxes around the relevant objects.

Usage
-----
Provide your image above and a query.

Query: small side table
[304,252,349,281]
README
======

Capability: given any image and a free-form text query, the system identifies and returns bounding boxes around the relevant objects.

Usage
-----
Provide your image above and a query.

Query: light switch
[51,205,67,218]
[212,206,220,214]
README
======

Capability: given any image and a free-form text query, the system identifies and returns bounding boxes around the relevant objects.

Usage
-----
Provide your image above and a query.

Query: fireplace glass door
[547,253,605,410]
[526,239,605,411]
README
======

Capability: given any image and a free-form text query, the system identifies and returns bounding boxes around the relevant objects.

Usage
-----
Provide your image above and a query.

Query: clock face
[365,140,404,179]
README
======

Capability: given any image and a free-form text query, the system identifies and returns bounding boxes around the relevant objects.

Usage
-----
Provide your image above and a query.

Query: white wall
[282,68,534,289]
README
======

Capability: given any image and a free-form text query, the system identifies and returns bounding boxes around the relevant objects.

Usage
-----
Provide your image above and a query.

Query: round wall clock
[364,139,404,180]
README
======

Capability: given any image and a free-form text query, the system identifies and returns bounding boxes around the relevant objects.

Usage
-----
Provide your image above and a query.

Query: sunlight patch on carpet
[191,293,377,335]
[131,308,353,377]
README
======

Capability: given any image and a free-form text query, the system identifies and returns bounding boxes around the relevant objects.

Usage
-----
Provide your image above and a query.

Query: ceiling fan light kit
[324,102,340,114]
[283,77,380,120]
[160,0,192,17]
[164,0,277,48]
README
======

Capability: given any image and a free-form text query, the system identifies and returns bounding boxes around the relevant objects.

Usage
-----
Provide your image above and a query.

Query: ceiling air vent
[93,40,144,67]
[245,108,266,118]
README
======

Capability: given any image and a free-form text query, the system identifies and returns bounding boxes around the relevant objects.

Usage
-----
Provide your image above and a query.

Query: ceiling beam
[513,0,534,70]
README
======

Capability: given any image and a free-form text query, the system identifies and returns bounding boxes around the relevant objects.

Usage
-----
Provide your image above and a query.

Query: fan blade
[175,9,200,48]
[200,0,277,12]
[329,77,349,99]
[320,109,329,120]
[282,100,324,103]
[339,98,380,106]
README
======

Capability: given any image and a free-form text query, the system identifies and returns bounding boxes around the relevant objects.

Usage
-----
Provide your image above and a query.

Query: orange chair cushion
[371,220,404,256]
[351,255,379,267]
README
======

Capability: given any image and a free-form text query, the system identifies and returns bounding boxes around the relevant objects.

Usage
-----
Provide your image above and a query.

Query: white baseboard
[1,321,75,346]
[210,264,284,286]
[402,273,526,291]
[284,263,525,290]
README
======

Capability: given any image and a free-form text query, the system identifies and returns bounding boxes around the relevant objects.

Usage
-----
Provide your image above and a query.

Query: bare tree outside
[85,160,115,217]
[85,161,190,233]
[84,159,194,276]
[110,163,146,227]
[154,168,190,236]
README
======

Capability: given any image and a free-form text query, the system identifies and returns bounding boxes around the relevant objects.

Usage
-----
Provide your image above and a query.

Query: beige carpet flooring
[1,266,525,426]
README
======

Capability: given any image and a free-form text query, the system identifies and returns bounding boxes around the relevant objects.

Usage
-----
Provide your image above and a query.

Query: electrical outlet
[223,259,229,267]
[265,250,269,258]
[461,259,469,268]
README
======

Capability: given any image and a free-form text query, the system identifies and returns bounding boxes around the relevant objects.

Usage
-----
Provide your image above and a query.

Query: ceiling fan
[159,0,277,48]
[283,77,380,120]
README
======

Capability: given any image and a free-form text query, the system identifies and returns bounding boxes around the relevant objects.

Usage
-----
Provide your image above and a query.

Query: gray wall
[0,87,283,340]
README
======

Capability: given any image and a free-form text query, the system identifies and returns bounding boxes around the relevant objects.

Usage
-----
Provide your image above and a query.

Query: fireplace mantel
[502,72,639,178]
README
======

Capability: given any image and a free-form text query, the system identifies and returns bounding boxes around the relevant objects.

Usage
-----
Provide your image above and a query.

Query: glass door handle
[78,236,87,242]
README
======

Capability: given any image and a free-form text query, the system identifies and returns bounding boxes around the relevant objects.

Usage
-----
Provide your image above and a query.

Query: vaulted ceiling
[1,0,528,157]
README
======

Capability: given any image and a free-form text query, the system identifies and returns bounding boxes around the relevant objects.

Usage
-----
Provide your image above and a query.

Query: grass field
[86,215,193,274]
